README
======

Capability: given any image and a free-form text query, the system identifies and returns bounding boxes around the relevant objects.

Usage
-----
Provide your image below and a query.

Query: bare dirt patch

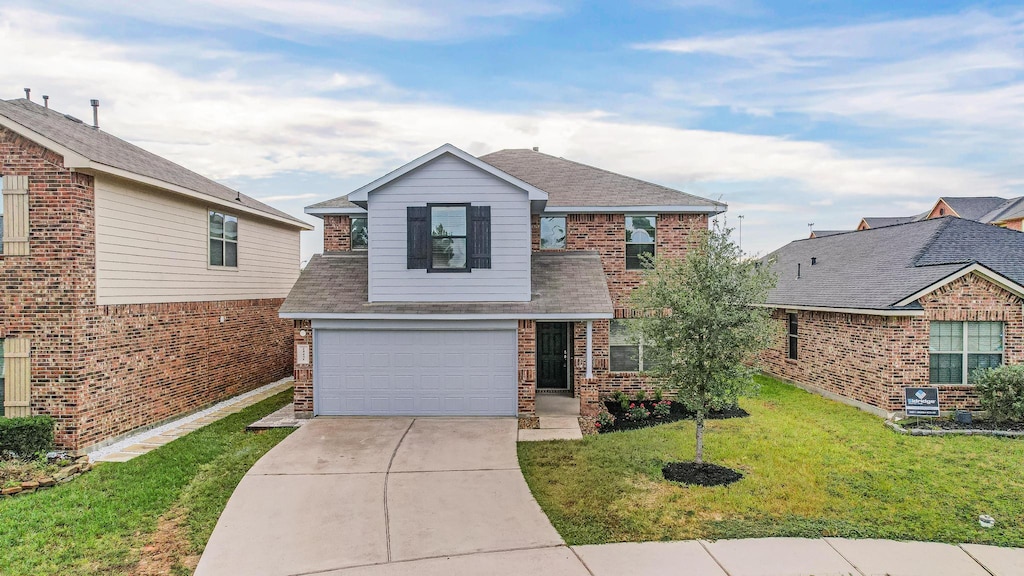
[132,508,199,576]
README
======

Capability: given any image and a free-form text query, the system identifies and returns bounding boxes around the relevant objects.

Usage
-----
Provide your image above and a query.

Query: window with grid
[209,211,238,267]
[929,321,1004,384]
[625,216,656,270]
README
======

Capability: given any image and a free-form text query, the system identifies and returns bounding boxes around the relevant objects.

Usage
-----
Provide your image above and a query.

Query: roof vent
[532,146,539,152]
[90,99,100,130]
[23,88,30,100]
[42,95,49,109]
[64,114,84,124]
[811,257,817,266]
[797,262,801,279]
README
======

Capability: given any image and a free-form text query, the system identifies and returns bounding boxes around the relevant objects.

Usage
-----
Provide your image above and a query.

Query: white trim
[0,114,312,231]
[346,144,549,205]
[311,319,517,330]
[585,320,593,379]
[305,205,366,216]
[545,205,726,214]
[762,303,924,317]
[894,264,1024,307]
[281,312,613,321]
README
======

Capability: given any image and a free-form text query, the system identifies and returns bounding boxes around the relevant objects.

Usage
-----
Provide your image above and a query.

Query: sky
[3,0,1024,261]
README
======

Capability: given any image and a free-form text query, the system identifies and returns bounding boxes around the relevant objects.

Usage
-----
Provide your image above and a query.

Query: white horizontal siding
[95,176,302,305]
[368,154,531,302]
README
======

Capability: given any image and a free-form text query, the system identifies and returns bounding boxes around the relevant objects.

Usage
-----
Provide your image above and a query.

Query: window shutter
[469,205,491,269]
[3,338,30,418]
[2,176,30,256]
[407,206,429,269]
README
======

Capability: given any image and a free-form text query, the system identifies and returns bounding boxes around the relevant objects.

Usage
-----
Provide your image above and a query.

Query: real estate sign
[904,387,940,417]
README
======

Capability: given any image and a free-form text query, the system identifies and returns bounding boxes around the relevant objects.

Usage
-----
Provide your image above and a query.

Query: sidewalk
[572,537,1024,576]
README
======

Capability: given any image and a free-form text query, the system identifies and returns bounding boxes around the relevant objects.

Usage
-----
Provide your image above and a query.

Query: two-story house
[0,97,311,452]
[281,144,725,422]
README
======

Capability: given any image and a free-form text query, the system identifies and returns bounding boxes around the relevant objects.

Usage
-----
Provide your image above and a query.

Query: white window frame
[625,215,657,270]
[539,215,567,250]
[208,210,239,269]
[350,216,368,251]
[929,321,1004,385]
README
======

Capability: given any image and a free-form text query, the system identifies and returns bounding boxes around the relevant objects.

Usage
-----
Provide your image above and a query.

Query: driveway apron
[194,417,566,576]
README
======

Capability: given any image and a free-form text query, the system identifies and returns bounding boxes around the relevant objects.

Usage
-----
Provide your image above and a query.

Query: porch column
[586,320,593,379]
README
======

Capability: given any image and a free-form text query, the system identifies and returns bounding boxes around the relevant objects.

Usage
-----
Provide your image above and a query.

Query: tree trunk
[695,410,705,464]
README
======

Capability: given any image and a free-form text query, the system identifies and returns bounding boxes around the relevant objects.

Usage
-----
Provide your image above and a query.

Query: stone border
[1,455,92,497]
[886,420,1024,438]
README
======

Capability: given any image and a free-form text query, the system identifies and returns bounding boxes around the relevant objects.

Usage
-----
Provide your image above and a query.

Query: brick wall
[77,299,293,448]
[1,126,295,450]
[324,215,351,252]
[1002,218,1023,232]
[761,273,1024,412]
[293,320,314,416]
[518,320,537,417]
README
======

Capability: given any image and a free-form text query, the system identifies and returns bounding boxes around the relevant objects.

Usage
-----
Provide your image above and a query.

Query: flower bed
[596,394,749,433]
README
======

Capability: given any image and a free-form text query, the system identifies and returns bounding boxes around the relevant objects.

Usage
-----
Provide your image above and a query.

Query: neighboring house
[283,144,725,421]
[856,196,1024,232]
[0,98,312,451]
[761,217,1023,414]
[807,229,850,239]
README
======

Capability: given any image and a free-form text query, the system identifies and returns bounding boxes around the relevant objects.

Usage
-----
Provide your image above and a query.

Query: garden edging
[1,455,93,497]
[886,420,1024,438]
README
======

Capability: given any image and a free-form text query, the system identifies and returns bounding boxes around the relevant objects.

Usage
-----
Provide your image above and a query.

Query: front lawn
[0,390,294,576]
[519,376,1024,546]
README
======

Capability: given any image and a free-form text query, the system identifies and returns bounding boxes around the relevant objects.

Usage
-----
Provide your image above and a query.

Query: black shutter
[407,206,429,269]
[469,205,491,269]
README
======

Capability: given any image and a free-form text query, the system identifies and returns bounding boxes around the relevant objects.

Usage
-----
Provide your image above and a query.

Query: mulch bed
[599,400,748,433]
[662,462,743,486]
[902,418,1024,432]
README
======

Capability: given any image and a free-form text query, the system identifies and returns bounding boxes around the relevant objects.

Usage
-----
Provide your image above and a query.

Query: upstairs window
[430,205,468,270]
[930,321,1004,384]
[625,216,656,269]
[540,216,566,249]
[351,217,368,250]
[209,211,238,267]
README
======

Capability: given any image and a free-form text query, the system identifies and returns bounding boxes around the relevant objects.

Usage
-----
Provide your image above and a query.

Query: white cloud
[41,0,564,41]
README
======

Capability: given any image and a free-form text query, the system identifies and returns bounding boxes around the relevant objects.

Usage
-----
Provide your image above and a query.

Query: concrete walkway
[195,416,1024,576]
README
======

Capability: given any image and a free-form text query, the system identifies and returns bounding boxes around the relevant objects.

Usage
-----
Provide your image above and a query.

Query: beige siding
[95,176,301,305]
[3,338,31,418]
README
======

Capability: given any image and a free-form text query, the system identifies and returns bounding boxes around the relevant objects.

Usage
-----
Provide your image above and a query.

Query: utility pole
[737,215,744,252]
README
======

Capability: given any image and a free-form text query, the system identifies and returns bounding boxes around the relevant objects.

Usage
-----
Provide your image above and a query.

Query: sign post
[904,387,940,417]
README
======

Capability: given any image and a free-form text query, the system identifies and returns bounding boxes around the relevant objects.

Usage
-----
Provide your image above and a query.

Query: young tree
[629,221,777,464]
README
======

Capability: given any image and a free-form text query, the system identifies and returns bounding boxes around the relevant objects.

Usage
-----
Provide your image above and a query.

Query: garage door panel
[315,329,517,416]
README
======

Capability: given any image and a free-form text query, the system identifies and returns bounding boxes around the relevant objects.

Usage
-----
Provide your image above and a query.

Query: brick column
[323,215,351,252]
[293,320,314,417]
[517,320,538,427]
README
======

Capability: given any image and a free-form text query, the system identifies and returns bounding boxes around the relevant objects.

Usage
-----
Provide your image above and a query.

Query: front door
[537,322,569,389]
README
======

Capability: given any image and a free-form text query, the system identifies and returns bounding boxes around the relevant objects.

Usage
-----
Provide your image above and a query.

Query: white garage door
[314,329,518,416]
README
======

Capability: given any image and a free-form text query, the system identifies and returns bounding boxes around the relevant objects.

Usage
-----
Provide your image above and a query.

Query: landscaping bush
[0,416,55,459]
[975,364,1024,423]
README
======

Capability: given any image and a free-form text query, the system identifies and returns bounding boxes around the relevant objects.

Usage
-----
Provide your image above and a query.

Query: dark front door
[537,322,569,389]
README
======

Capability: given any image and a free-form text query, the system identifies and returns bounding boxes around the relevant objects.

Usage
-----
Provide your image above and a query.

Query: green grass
[518,376,1024,546]
[0,390,294,576]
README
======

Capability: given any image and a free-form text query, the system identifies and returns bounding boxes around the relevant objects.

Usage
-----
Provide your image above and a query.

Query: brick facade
[1,126,294,451]
[517,320,537,418]
[293,320,314,416]
[761,273,1024,413]
[323,215,351,252]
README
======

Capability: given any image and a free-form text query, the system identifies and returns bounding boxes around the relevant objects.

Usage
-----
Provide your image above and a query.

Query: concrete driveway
[194,417,583,576]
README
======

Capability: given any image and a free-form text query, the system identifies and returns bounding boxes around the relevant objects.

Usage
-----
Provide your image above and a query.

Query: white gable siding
[94,175,301,305]
[368,154,531,302]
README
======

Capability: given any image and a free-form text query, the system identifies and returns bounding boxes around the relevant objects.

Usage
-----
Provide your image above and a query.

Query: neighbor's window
[610,319,656,372]
[787,313,798,360]
[929,321,1004,384]
[209,211,238,267]
[625,216,656,269]
[540,216,566,249]
[351,217,368,250]
[430,205,468,270]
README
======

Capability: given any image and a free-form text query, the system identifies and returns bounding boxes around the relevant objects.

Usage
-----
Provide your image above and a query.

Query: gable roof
[983,196,1024,224]
[859,215,921,229]
[343,144,548,208]
[935,196,1010,221]
[764,217,1024,313]
[280,250,613,319]
[307,146,727,216]
[479,149,725,212]
[809,230,850,238]
[0,98,310,229]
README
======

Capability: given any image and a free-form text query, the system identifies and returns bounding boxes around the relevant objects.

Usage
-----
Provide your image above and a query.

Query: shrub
[653,388,664,402]
[974,364,1024,423]
[625,403,651,421]
[652,400,672,419]
[596,411,616,430]
[613,391,630,411]
[0,416,55,459]
[634,390,647,402]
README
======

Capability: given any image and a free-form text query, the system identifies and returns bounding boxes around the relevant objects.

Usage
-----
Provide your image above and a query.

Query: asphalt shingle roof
[764,217,1024,311]
[941,197,1012,221]
[983,197,1024,223]
[0,99,307,227]
[280,251,614,316]
[810,230,851,237]
[307,148,726,214]
[860,216,921,228]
